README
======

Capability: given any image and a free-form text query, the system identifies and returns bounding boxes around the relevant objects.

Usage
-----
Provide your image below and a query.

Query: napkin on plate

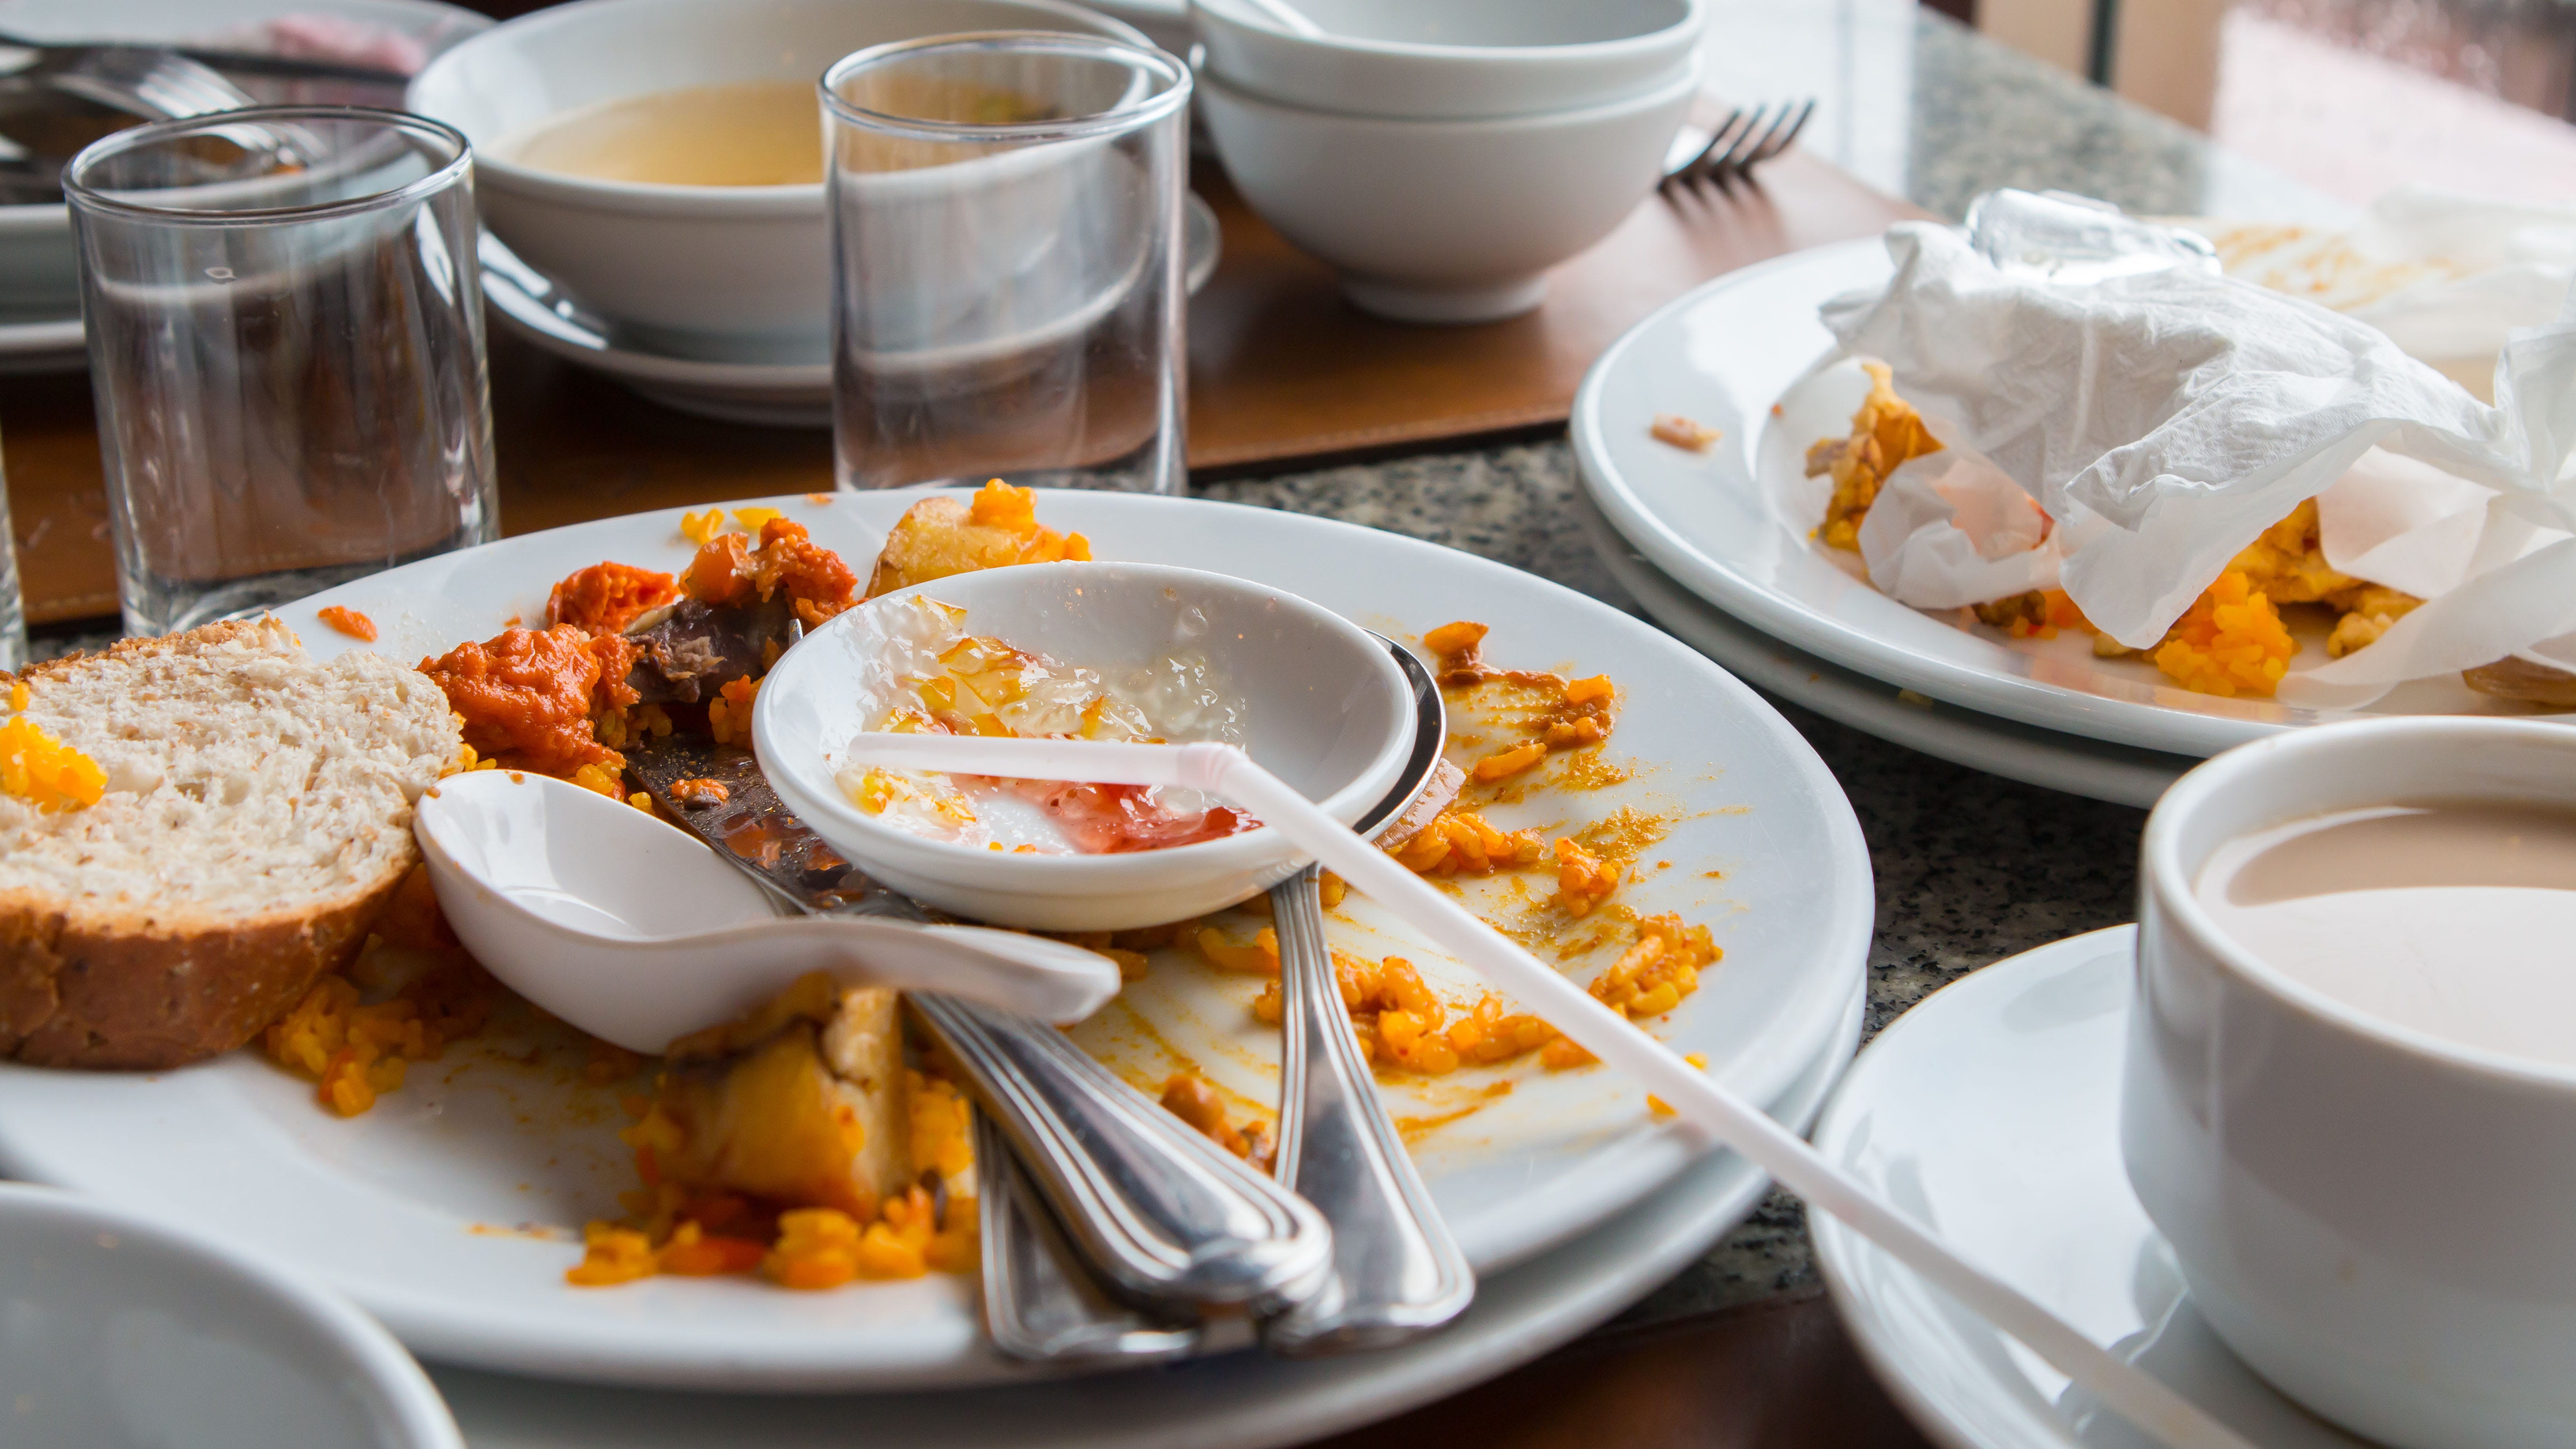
[1819,189,2576,707]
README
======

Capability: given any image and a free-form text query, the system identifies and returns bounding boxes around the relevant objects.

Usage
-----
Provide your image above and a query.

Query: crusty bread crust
[0,618,457,1069]
[0,872,402,1069]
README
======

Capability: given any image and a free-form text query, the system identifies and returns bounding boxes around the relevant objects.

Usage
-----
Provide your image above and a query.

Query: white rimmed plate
[0,487,1871,1391]
[1573,487,2190,808]
[430,977,1861,1449]
[1570,240,2574,761]
[1811,926,2370,1449]
[482,193,1221,428]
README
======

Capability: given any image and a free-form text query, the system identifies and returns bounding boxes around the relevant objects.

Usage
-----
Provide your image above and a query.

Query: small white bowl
[753,561,1415,931]
[1188,0,1701,121]
[404,0,1148,364]
[1197,59,1697,322]
[0,1182,462,1449]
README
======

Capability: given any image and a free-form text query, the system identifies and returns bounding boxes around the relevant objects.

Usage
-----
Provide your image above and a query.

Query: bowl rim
[403,0,1150,211]
[2142,714,2576,1092]
[1193,50,1701,130]
[1186,0,1703,66]
[753,559,1418,887]
[0,1181,464,1449]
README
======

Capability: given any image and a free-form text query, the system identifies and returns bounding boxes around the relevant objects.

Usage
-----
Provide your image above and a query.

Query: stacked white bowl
[1188,0,1703,323]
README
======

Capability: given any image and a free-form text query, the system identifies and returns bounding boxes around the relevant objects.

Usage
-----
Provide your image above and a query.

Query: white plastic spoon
[837,733,2263,1449]
[412,770,1123,1053]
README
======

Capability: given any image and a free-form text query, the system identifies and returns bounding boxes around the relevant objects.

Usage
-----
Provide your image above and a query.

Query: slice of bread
[0,618,460,1069]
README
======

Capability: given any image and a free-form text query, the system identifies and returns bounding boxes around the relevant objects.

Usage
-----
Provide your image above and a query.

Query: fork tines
[1660,97,1816,191]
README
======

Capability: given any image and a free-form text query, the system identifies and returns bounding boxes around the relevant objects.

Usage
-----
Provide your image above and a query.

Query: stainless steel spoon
[1259,640,1474,1353]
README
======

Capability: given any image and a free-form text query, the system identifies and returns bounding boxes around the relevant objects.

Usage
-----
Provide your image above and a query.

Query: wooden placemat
[1187,148,1922,470]
[0,148,1920,627]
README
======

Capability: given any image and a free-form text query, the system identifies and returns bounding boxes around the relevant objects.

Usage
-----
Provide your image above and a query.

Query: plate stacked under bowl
[0,0,491,374]
[1569,238,2573,808]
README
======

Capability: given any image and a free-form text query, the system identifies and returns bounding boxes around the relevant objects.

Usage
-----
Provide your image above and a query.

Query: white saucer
[430,975,1861,1449]
[1575,491,2190,808]
[482,193,1223,427]
[1811,926,2373,1449]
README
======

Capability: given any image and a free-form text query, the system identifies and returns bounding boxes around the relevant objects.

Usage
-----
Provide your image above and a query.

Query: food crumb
[1650,413,1723,451]
[672,777,730,806]
[806,492,834,504]
[316,605,377,642]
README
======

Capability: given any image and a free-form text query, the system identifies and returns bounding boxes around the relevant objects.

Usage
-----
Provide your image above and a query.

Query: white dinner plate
[0,488,1872,1391]
[1570,240,2574,761]
[431,978,1862,1449]
[483,194,1222,428]
[1574,489,2190,808]
[1811,926,2371,1449]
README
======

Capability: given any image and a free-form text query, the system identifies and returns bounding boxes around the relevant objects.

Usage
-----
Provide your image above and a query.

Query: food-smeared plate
[0,489,1870,1390]
[1570,240,2576,760]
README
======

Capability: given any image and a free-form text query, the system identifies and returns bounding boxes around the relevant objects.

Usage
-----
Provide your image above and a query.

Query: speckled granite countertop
[1195,4,2346,1322]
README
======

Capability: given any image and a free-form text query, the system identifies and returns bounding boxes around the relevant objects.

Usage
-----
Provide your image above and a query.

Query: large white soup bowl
[754,561,1416,931]
[1188,0,1702,121]
[2126,717,2576,1449]
[1195,60,1697,323]
[404,0,1146,362]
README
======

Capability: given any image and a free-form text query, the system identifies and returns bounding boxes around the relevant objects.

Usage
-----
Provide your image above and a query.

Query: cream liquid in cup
[2195,801,2576,1068]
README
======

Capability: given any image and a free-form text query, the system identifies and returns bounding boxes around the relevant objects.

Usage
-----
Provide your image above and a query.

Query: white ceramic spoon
[830,733,2263,1449]
[411,770,1123,1053]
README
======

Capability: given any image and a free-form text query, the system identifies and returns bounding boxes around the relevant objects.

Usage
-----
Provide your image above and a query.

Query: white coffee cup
[2126,716,2576,1449]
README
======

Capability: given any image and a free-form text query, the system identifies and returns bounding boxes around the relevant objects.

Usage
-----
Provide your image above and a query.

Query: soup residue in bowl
[835,595,1256,854]
[499,77,1065,187]
[501,80,828,186]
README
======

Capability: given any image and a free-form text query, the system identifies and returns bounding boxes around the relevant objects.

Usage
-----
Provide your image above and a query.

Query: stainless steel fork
[1660,98,1816,191]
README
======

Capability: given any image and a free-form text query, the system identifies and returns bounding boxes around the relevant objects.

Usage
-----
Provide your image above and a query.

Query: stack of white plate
[0,0,493,376]
[1568,238,2570,808]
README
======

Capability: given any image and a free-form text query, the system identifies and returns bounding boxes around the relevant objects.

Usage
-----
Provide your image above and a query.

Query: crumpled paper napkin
[1819,189,2576,707]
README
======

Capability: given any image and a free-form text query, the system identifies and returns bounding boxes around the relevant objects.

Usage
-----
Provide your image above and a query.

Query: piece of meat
[419,625,634,776]
[622,596,797,704]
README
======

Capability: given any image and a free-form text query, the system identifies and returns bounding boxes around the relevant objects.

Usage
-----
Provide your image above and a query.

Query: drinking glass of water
[65,106,497,638]
[822,33,1191,494]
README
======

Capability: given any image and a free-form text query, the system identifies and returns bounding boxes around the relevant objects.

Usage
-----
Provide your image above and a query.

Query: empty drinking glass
[66,106,497,637]
[823,33,1191,494]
